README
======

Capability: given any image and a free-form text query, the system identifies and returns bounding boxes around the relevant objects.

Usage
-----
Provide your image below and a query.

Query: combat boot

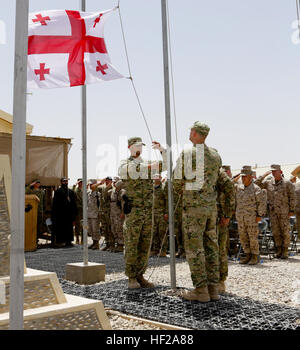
[248,254,258,265]
[128,278,141,289]
[176,248,184,258]
[114,244,124,252]
[158,251,167,257]
[92,241,100,250]
[281,247,289,259]
[88,240,96,249]
[239,253,251,264]
[75,236,80,245]
[208,284,220,301]
[136,275,154,288]
[275,246,282,258]
[218,281,226,294]
[182,286,210,302]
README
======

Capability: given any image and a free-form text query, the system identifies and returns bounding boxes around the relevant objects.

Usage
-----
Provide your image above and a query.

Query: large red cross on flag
[27,8,123,89]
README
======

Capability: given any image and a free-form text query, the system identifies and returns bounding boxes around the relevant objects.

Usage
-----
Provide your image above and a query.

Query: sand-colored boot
[248,254,259,265]
[218,281,226,294]
[91,241,100,250]
[128,278,141,289]
[239,253,251,264]
[208,284,220,301]
[281,247,289,259]
[182,286,210,302]
[136,275,155,288]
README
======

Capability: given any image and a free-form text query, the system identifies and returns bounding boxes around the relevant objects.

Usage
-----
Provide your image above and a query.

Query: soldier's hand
[163,214,168,222]
[256,217,262,223]
[120,213,125,220]
[152,141,165,153]
[220,217,230,227]
[263,171,272,178]
[233,175,240,183]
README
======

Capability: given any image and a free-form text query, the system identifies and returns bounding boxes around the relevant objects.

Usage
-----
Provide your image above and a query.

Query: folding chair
[289,216,298,254]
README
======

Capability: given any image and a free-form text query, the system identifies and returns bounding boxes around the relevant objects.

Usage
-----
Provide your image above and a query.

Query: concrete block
[65,262,105,285]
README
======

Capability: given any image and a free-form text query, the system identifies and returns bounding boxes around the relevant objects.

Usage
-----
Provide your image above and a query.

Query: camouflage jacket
[153,183,167,215]
[173,144,222,209]
[74,187,83,213]
[255,177,296,214]
[118,152,167,209]
[87,189,100,219]
[294,182,300,212]
[235,181,266,218]
[216,169,235,218]
[25,186,45,213]
[98,185,111,214]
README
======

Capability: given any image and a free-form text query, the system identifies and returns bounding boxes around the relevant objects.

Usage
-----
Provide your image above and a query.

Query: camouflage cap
[87,179,97,185]
[32,179,40,184]
[291,165,300,178]
[241,165,252,171]
[77,178,82,183]
[270,164,281,171]
[190,121,210,136]
[241,169,253,176]
[222,165,231,172]
[128,137,146,147]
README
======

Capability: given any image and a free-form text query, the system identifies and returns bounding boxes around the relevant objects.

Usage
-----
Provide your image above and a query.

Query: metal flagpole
[161,0,176,289]
[10,0,29,330]
[81,0,88,266]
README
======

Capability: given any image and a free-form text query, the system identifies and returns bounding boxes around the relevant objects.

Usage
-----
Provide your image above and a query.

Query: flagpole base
[65,262,105,285]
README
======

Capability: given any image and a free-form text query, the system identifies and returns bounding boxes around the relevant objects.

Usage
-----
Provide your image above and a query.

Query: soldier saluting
[118,137,167,289]
[255,164,296,259]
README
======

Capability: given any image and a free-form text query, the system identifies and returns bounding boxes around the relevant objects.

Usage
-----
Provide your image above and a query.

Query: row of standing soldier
[117,123,300,303]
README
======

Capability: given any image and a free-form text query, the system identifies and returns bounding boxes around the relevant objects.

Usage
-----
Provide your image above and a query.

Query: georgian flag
[27,8,123,89]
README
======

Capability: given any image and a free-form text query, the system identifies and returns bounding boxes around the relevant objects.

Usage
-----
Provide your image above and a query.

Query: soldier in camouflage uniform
[74,179,83,245]
[235,167,267,265]
[94,177,114,251]
[87,179,101,249]
[119,137,167,289]
[109,178,125,252]
[151,174,168,257]
[216,166,235,293]
[174,189,184,258]
[25,179,46,239]
[173,122,232,302]
[291,166,300,239]
[255,164,296,259]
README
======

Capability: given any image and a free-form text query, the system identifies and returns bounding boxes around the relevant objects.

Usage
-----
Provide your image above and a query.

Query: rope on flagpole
[117,0,154,144]
[296,0,300,41]
[166,0,179,150]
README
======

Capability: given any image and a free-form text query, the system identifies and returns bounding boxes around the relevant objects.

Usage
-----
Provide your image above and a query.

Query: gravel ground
[105,254,300,329]
[33,238,300,330]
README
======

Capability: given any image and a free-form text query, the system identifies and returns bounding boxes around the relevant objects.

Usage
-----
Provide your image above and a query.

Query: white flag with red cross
[27,8,123,89]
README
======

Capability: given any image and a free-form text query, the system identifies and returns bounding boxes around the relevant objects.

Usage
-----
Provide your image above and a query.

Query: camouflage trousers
[74,215,83,239]
[175,207,184,252]
[99,211,114,246]
[217,223,229,282]
[269,211,290,249]
[88,217,100,241]
[296,211,300,239]
[110,203,124,245]
[183,206,219,288]
[236,214,259,255]
[152,212,168,253]
[123,207,152,278]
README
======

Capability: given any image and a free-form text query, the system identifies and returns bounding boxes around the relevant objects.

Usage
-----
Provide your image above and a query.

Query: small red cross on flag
[34,63,50,80]
[27,8,123,89]
[32,14,51,26]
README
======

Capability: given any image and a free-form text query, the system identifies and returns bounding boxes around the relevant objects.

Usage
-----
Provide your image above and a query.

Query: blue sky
[1,0,300,184]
